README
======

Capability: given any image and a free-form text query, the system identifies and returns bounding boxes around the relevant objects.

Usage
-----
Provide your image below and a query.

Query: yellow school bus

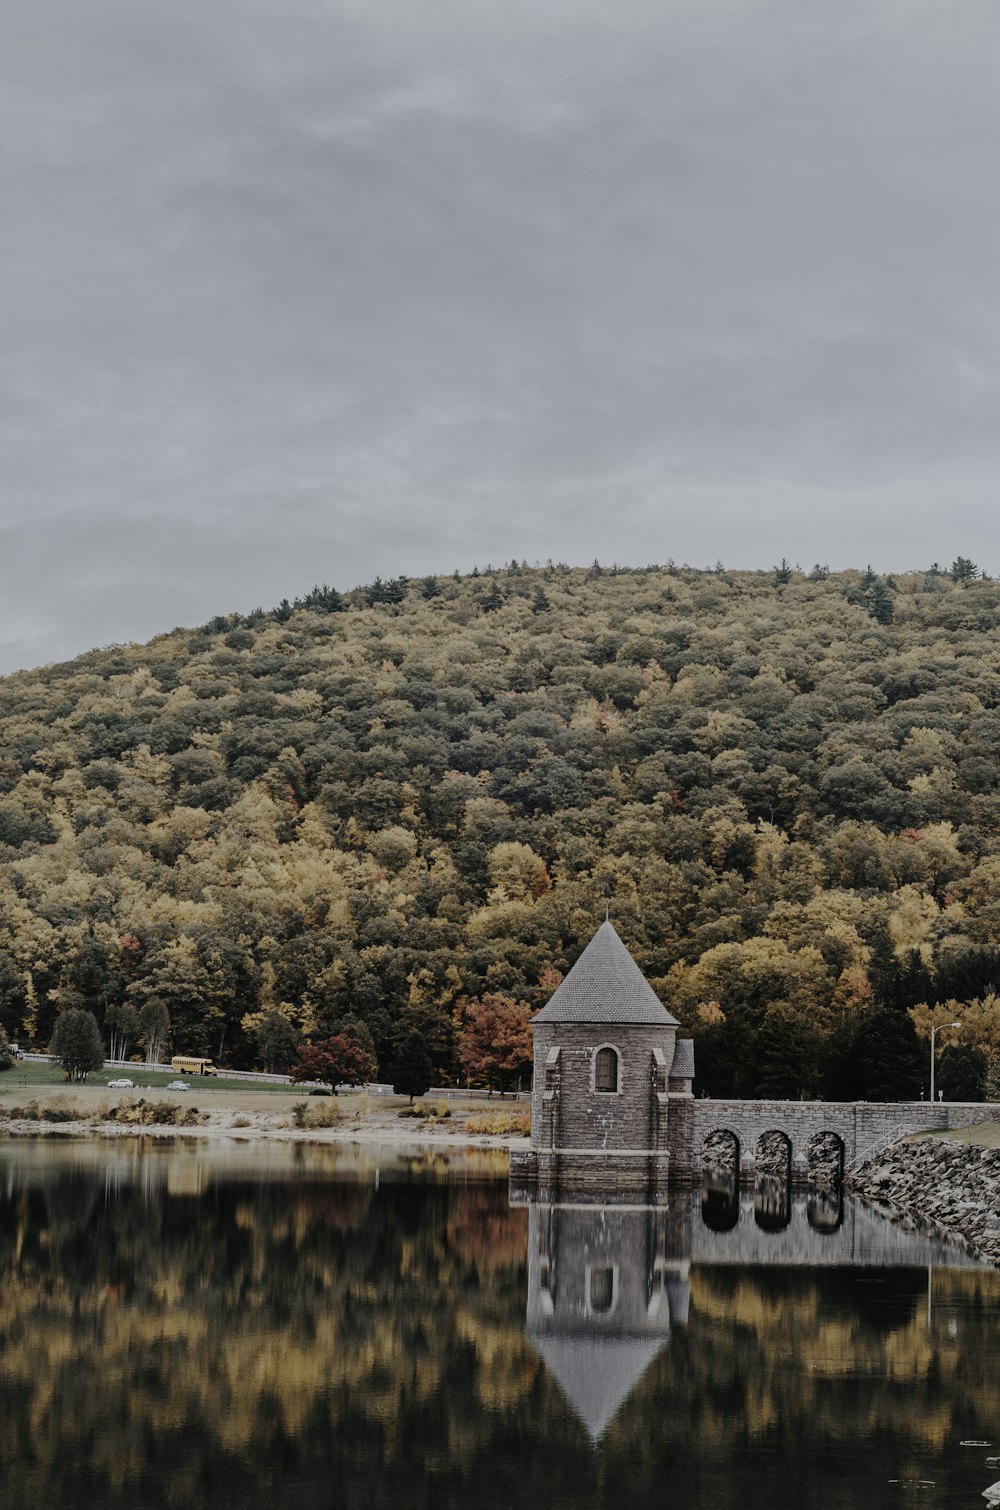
[170,1056,218,1077]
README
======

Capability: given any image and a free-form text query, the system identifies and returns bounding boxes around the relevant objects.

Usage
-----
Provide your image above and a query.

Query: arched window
[589,1266,615,1313]
[594,1046,619,1093]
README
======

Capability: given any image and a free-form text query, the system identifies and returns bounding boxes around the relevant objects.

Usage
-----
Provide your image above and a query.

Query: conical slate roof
[532,1334,668,1442]
[533,921,678,1026]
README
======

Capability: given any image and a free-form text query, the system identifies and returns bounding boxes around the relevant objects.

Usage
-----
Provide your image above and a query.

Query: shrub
[304,1101,340,1128]
[397,1101,453,1122]
[105,1099,205,1127]
[0,1100,85,1123]
[289,1099,340,1129]
[464,1110,531,1136]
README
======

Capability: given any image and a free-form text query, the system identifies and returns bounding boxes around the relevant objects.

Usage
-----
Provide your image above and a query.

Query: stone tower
[510,920,694,1201]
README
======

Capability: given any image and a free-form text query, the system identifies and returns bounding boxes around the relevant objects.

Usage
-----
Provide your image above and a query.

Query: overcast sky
[2,0,999,674]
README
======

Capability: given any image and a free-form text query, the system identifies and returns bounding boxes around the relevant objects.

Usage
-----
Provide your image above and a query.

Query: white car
[166,1080,190,1091]
[107,1078,135,1089]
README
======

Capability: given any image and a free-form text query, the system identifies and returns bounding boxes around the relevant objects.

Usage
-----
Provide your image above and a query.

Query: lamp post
[930,1021,960,1104]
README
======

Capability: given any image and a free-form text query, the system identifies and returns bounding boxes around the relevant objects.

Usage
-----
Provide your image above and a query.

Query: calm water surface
[1,1138,999,1510]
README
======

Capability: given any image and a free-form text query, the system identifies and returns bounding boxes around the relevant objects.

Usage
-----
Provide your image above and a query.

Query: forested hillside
[3,560,1000,1096]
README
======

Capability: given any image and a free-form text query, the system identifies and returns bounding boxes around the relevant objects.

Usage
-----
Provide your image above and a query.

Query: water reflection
[2,1139,999,1510]
[526,1204,689,1440]
[753,1172,792,1232]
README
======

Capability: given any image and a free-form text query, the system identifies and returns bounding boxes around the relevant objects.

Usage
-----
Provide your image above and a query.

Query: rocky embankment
[849,1136,1000,1265]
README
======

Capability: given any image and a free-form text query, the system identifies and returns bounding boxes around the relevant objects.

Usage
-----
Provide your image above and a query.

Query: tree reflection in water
[1,1139,999,1510]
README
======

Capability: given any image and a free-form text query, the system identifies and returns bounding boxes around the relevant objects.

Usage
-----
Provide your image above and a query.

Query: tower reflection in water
[526,1203,690,1443]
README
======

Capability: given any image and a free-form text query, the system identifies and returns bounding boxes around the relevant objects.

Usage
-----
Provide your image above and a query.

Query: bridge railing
[845,1123,912,1175]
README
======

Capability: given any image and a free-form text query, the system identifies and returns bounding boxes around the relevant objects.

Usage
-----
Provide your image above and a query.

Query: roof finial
[604,899,610,924]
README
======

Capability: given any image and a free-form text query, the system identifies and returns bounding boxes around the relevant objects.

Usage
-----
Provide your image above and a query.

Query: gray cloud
[2,0,999,671]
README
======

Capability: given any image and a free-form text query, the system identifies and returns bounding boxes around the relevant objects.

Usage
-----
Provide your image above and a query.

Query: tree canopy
[3,560,1000,1096]
[49,1008,105,1083]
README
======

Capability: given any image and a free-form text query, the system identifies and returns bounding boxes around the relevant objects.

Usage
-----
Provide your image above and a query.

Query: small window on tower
[589,1266,615,1313]
[595,1046,619,1093]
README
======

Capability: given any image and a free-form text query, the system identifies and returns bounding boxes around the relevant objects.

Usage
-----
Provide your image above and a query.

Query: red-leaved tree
[292,1034,378,1093]
[457,993,534,1096]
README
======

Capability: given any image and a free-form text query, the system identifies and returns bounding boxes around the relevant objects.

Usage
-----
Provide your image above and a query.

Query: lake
[1,1138,999,1510]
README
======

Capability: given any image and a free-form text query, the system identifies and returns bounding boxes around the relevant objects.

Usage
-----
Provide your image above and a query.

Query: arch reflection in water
[526,1203,690,1443]
[701,1170,740,1233]
[807,1183,844,1233]
[754,1172,792,1232]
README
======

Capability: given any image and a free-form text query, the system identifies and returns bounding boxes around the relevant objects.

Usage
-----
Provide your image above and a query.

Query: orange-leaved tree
[292,1034,377,1093]
[457,993,534,1097]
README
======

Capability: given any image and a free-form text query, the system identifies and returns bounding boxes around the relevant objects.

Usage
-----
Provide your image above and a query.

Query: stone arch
[755,1129,792,1180]
[805,1131,845,1233]
[700,1129,741,1232]
[592,1043,622,1094]
[754,1130,792,1232]
[807,1130,845,1185]
[701,1127,741,1177]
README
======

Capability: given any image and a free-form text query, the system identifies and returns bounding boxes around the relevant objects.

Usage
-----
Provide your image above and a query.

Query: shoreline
[0,1107,529,1155]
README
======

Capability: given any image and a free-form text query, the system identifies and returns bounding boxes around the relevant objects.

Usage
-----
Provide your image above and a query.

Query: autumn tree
[457,994,534,1096]
[21,975,39,1049]
[50,1008,105,1083]
[291,1034,378,1092]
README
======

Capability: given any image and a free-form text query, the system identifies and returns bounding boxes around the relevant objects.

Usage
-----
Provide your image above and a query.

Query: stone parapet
[672,1100,1000,1184]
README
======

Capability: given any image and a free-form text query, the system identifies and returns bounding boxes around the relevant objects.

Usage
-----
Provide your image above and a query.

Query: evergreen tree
[846,1010,924,1101]
[391,1030,435,1103]
[869,579,895,625]
[936,1043,986,1102]
[300,583,345,613]
[531,585,551,615]
[951,556,979,585]
[479,579,503,613]
[772,558,793,586]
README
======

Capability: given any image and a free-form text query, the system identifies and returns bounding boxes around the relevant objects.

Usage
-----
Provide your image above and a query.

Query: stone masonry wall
[675,1100,1000,1183]
[530,1021,677,1153]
